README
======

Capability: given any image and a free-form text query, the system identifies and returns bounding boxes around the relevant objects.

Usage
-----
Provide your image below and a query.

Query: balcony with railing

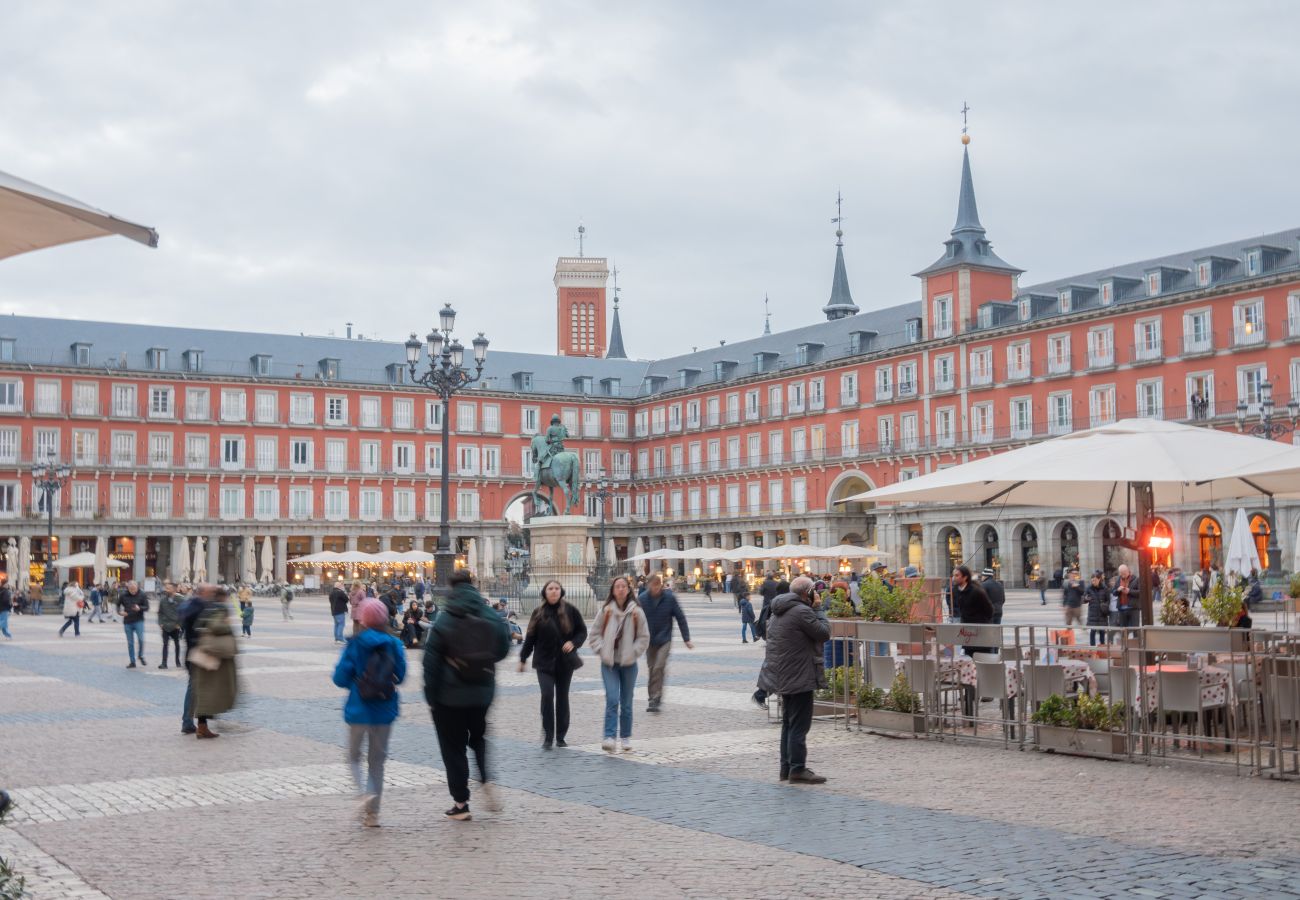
[1288,313,1300,342]
[1231,323,1266,349]
[1045,354,1072,377]
[1131,339,1163,365]
[898,381,917,398]
[874,384,893,401]
[1006,362,1031,382]
[1087,348,1115,370]
[968,369,993,388]
[1181,332,1214,357]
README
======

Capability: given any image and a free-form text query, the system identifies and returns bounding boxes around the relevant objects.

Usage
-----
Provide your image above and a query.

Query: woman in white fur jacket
[587,576,650,753]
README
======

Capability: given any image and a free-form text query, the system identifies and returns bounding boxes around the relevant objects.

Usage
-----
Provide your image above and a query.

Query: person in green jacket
[423,571,510,822]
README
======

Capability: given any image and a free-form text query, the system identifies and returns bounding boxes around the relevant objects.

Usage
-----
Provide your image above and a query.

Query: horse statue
[529,433,582,517]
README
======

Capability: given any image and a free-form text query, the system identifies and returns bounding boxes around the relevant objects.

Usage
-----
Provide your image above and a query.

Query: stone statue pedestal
[522,515,597,617]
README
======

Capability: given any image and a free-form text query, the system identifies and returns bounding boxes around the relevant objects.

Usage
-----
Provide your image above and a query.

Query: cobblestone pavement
[1,593,1298,899]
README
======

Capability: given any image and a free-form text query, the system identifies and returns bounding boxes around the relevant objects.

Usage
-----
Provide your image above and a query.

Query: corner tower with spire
[605,264,627,359]
[914,107,1022,338]
[822,191,860,321]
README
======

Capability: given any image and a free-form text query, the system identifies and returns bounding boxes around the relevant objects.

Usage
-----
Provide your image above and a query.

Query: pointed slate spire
[822,192,860,321]
[952,146,983,234]
[605,265,627,359]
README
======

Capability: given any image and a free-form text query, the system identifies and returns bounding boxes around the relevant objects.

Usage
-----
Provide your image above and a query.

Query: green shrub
[825,587,857,619]
[1202,580,1245,627]
[1159,594,1200,627]
[1031,692,1126,732]
[1288,573,1300,599]
[857,576,922,623]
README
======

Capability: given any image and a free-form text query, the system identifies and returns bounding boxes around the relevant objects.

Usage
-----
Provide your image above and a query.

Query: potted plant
[1031,693,1128,758]
[1158,593,1200,627]
[857,672,926,734]
[1201,580,1244,628]
[1287,573,1300,616]
[814,664,862,719]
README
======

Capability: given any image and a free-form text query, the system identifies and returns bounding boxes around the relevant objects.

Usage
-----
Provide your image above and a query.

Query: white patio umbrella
[5,538,17,588]
[632,537,646,573]
[397,550,435,564]
[718,545,764,561]
[765,543,820,559]
[585,537,596,566]
[482,536,495,576]
[626,547,689,562]
[93,535,109,586]
[192,536,207,583]
[260,536,273,583]
[812,544,886,559]
[466,538,478,575]
[53,551,127,569]
[605,538,616,570]
[170,537,188,582]
[1293,516,1300,572]
[241,537,256,584]
[0,168,158,261]
[843,418,1300,619]
[18,536,30,591]
[1224,508,1262,576]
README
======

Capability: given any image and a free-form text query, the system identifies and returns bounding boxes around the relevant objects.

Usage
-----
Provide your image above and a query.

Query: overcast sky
[1,1,1297,359]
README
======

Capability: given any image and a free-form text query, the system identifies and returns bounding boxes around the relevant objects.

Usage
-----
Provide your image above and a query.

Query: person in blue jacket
[332,598,406,828]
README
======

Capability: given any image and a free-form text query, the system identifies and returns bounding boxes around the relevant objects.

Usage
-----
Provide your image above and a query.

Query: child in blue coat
[332,598,406,827]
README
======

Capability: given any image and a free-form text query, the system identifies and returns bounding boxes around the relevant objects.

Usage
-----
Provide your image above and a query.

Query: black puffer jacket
[757,593,829,695]
[519,601,588,675]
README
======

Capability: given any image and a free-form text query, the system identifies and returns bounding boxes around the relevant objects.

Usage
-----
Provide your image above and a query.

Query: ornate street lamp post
[406,304,489,591]
[589,472,614,584]
[1235,377,1297,575]
[32,457,71,592]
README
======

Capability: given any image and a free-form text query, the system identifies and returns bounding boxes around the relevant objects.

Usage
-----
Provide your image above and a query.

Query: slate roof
[915,146,1022,277]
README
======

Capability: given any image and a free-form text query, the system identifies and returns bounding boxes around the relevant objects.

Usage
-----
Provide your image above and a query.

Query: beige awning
[0,168,158,260]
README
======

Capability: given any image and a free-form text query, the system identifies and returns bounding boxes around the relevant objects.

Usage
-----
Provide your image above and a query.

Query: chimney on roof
[346,322,353,339]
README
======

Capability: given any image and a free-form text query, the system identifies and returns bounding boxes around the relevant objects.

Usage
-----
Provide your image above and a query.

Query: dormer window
[251,354,272,376]
[1147,272,1161,295]
[678,368,700,389]
[318,358,339,380]
[183,349,203,372]
[1197,262,1210,287]
[1058,290,1072,314]
[946,242,957,259]
[1100,282,1113,306]
[713,361,725,380]
[514,372,534,391]
[0,338,13,362]
[602,377,621,396]
[795,346,808,366]
[147,347,167,371]
[386,363,406,384]
[71,342,92,366]
[905,319,921,343]
[1246,249,1262,276]
[1018,298,1030,321]
[573,375,594,395]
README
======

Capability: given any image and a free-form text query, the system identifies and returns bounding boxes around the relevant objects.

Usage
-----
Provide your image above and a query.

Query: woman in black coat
[1084,570,1110,646]
[518,579,588,749]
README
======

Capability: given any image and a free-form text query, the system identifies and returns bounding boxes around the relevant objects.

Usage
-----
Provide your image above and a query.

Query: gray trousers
[347,724,392,811]
[647,642,671,703]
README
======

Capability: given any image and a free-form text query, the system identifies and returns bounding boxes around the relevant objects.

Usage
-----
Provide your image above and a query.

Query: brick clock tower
[555,254,610,358]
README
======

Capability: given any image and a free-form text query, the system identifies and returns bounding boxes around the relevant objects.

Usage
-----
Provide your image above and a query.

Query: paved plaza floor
[1,589,1298,899]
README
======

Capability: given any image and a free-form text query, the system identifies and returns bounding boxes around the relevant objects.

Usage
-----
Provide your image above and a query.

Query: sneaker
[126,662,137,669]
[478,782,501,813]
[444,804,471,821]
[357,795,374,824]
[159,663,168,669]
[542,738,553,750]
[139,658,147,666]
[363,812,379,828]
[181,726,197,735]
[601,738,616,753]
[779,769,789,781]
[788,768,827,784]
[620,739,633,753]
[555,738,567,748]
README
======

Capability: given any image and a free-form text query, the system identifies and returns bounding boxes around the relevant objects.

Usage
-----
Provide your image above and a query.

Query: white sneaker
[479,781,502,813]
[601,738,616,753]
[357,794,374,824]
[620,739,633,753]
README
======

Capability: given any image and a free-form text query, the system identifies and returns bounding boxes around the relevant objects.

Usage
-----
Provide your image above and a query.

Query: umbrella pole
[1134,481,1155,626]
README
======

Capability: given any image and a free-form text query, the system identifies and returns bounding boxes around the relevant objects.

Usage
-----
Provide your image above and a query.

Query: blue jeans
[741,621,757,641]
[183,669,195,731]
[123,619,145,663]
[0,609,10,638]
[333,612,346,642]
[600,663,638,740]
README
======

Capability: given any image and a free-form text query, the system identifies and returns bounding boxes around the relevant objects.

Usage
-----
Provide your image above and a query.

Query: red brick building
[1,139,1297,588]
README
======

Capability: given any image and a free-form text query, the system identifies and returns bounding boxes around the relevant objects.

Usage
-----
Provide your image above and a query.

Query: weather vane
[763,293,772,335]
[576,222,586,257]
[961,101,971,144]
[832,190,845,247]
[611,262,621,308]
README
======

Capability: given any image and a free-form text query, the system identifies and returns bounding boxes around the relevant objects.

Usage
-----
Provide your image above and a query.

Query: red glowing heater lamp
[1147,534,1173,550]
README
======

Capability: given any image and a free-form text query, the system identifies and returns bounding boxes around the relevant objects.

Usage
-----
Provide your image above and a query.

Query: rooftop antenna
[832,190,844,247]
[611,262,621,310]
[763,294,772,335]
[576,222,586,257]
[961,100,971,145]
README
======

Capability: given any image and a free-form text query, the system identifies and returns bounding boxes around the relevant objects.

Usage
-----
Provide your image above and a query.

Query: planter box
[860,708,926,734]
[829,618,865,638]
[1035,724,1127,758]
[813,700,857,720]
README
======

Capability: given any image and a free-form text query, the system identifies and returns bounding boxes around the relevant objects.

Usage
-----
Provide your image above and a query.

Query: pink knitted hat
[357,598,389,630]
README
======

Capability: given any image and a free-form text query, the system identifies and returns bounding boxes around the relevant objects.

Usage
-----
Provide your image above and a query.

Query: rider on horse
[537,414,569,474]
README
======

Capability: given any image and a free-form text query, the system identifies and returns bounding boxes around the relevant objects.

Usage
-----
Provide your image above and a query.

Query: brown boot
[195,722,219,739]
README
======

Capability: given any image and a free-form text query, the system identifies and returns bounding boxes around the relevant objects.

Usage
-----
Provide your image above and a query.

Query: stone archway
[1193,515,1223,570]
[935,525,964,575]
[826,471,876,516]
[975,524,1000,575]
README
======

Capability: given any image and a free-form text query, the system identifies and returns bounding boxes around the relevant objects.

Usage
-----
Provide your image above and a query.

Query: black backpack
[443,612,499,685]
[356,643,397,701]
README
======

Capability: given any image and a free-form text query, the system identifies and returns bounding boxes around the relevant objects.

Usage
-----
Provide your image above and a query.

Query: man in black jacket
[757,576,830,784]
[116,580,150,669]
[329,582,350,643]
[953,565,994,656]
[980,568,1006,625]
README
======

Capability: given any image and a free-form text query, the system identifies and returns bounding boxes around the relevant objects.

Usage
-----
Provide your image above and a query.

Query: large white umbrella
[605,538,616,570]
[0,168,158,261]
[843,418,1300,508]
[397,550,435,564]
[241,537,256,584]
[632,537,646,573]
[52,551,127,569]
[844,418,1300,620]
[482,536,495,577]
[626,547,690,562]
[466,538,478,576]
[1293,516,1300,572]
[765,543,821,559]
[585,537,596,566]
[192,536,207,583]
[5,538,17,588]
[93,535,109,586]
[260,536,274,583]
[814,544,886,559]
[1224,508,1263,576]
[18,536,30,592]
[170,537,188,583]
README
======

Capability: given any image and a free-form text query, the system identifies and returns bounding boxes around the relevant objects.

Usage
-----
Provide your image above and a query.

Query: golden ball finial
[961,133,970,145]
